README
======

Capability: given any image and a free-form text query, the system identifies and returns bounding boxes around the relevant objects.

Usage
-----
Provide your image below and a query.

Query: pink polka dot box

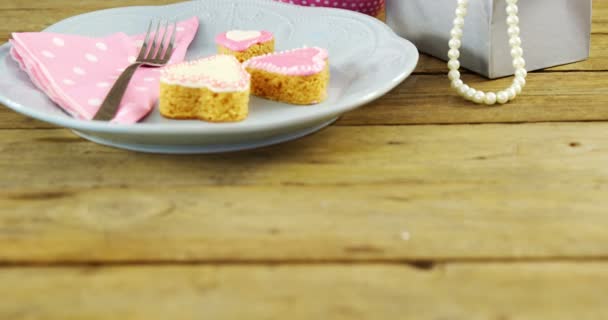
[273,0,386,20]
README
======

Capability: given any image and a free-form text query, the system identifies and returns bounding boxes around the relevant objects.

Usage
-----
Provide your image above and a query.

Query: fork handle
[93,63,143,121]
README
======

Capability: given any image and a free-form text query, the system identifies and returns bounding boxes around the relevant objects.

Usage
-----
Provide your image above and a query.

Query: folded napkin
[9,17,199,123]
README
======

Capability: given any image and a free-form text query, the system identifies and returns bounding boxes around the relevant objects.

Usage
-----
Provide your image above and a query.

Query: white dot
[41,50,55,58]
[128,56,136,63]
[52,37,65,47]
[401,231,411,241]
[96,42,107,51]
[62,79,75,85]
[176,26,185,32]
[85,53,98,62]
[88,98,102,106]
[143,77,156,82]
[73,67,85,75]
[116,68,125,73]
[135,86,148,91]
[96,82,110,88]
[134,39,144,47]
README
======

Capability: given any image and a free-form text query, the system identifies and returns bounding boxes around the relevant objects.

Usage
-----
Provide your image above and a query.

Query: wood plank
[339,71,608,125]
[593,0,608,33]
[2,71,608,129]
[0,0,184,9]
[3,123,608,262]
[1,263,607,319]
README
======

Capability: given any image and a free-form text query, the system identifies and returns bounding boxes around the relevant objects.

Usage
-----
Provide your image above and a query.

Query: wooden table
[1,1,607,318]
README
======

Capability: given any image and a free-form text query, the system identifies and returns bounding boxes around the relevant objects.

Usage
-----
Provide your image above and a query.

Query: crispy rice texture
[246,62,329,105]
[159,83,249,122]
[218,40,275,63]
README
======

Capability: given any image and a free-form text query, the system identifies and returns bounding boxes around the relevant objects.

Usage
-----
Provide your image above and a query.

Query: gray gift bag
[387,0,592,78]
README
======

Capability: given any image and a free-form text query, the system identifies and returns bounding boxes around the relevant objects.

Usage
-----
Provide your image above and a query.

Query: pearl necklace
[448,0,527,105]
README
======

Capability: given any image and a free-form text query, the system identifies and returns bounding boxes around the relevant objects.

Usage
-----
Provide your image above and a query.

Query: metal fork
[93,20,177,121]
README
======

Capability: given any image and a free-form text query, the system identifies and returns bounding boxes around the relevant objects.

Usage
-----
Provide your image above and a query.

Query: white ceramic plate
[0,0,418,154]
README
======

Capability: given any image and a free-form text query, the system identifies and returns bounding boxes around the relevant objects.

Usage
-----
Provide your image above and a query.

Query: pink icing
[242,47,328,76]
[215,30,274,52]
[161,55,250,92]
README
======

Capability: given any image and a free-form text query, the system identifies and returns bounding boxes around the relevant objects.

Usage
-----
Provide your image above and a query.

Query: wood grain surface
[0,0,607,319]
[3,122,608,263]
[1,263,608,320]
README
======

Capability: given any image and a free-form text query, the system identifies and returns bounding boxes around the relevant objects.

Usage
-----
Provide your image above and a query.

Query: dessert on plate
[216,30,275,63]
[159,54,250,122]
[243,46,329,105]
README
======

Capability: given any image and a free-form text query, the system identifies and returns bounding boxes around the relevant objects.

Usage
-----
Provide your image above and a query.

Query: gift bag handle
[447,0,528,105]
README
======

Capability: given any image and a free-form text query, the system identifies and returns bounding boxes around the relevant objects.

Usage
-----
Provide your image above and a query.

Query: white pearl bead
[457,0,468,5]
[449,39,462,49]
[448,49,460,59]
[466,88,477,100]
[506,4,518,15]
[515,68,527,78]
[455,7,467,17]
[484,92,497,105]
[507,15,519,26]
[506,88,517,101]
[509,37,522,47]
[473,90,486,103]
[511,46,523,58]
[451,79,464,89]
[453,17,465,27]
[511,83,523,94]
[448,70,461,81]
[448,59,460,70]
[450,28,463,39]
[514,76,526,87]
[497,91,509,104]
[508,26,520,37]
[513,57,526,69]
[459,84,470,96]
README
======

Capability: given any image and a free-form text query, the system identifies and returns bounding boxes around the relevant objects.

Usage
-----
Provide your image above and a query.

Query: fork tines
[138,19,178,64]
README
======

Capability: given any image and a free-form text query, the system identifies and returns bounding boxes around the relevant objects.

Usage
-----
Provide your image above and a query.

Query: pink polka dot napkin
[9,17,199,124]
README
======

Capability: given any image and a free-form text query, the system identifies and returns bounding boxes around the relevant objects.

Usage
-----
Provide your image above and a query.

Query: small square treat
[216,30,275,63]
[160,55,251,122]
[243,47,329,105]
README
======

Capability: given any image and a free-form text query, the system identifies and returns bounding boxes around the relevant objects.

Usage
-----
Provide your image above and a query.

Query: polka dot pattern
[9,17,199,124]
[52,37,65,47]
[87,98,102,106]
[273,0,384,16]
[73,67,86,75]
[85,53,98,62]
[42,50,55,58]
[96,42,108,51]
